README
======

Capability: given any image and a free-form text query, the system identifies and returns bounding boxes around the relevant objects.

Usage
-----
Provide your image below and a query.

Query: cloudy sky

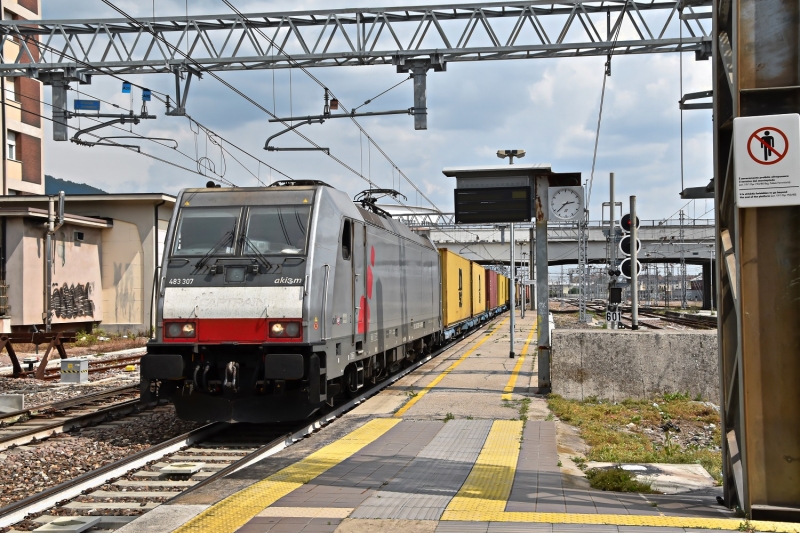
[39,0,714,223]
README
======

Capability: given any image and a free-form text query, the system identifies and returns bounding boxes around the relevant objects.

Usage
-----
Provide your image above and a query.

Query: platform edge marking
[171,417,400,533]
[501,322,536,401]
[394,317,510,417]
[443,419,523,517]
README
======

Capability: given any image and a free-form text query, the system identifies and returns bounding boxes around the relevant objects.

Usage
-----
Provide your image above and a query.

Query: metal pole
[411,66,428,130]
[509,223,516,358]
[521,252,526,319]
[609,173,617,329]
[43,197,54,332]
[529,227,535,310]
[535,175,550,389]
[710,248,714,313]
[630,195,639,330]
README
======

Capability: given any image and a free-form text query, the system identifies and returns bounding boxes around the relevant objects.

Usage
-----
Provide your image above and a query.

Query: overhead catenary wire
[587,0,630,208]
[219,0,441,213]
[97,0,402,201]
[12,36,293,186]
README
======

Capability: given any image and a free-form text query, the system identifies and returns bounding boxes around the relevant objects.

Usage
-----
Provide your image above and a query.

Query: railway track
[559,298,716,330]
[1,354,144,381]
[0,318,500,531]
[0,384,141,451]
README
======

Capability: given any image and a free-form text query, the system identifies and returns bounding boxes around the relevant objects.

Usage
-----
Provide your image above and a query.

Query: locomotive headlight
[285,322,301,337]
[268,321,302,340]
[165,321,197,339]
[167,323,183,338]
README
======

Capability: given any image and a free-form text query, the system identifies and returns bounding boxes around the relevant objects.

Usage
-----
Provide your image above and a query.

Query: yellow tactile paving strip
[394,317,510,417]
[172,418,400,533]
[441,420,800,532]
[501,321,536,401]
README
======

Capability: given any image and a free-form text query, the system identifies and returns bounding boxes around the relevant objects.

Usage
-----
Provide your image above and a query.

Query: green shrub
[585,467,657,493]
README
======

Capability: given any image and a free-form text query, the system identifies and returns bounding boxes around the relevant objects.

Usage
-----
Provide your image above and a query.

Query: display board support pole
[509,223,516,358]
[630,195,639,330]
[536,176,550,390]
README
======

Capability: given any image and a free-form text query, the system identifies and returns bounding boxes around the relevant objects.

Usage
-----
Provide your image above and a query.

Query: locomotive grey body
[141,184,442,423]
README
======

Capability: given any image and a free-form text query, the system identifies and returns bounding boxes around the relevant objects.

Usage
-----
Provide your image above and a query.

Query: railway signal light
[620,258,641,279]
[619,235,641,256]
[620,213,640,233]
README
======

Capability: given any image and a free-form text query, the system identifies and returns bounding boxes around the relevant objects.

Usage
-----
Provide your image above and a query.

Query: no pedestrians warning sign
[734,113,800,208]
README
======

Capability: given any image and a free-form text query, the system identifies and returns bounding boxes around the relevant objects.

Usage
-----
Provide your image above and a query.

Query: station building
[1,0,45,196]
[0,194,175,334]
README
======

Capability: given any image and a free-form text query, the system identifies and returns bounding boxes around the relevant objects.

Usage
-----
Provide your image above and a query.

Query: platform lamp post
[497,149,525,359]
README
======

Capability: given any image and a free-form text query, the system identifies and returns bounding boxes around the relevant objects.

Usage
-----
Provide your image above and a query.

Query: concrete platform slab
[114,504,209,533]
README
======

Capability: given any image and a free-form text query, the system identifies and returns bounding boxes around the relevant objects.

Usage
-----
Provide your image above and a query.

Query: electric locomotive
[141,181,442,423]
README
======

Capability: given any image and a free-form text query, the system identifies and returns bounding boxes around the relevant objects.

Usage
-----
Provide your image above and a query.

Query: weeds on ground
[585,467,658,493]
[444,412,455,422]
[547,393,722,481]
[518,398,531,423]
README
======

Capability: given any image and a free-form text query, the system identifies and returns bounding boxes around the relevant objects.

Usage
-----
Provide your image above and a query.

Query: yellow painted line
[501,321,536,401]
[441,418,800,532]
[394,317,510,417]
[443,419,523,517]
[173,418,400,533]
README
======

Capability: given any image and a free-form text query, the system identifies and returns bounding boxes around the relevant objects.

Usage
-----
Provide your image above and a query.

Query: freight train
[140,182,509,423]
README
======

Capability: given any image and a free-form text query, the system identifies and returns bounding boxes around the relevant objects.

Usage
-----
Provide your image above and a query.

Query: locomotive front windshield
[173,207,240,256]
[243,205,311,255]
[171,204,312,257]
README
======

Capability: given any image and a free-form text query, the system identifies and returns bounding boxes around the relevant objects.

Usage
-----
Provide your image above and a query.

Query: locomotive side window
[173,207,240,256]
[244,205,311,255]
[341,219,352,260]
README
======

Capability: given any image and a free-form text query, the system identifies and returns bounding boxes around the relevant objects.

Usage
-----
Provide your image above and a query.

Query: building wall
[101,220,143,328]
[2,0,44,196]
[5,218,102,328]
[62,199,173,333]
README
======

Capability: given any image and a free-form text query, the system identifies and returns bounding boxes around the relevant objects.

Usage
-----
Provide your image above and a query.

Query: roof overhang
[0,207,113,228]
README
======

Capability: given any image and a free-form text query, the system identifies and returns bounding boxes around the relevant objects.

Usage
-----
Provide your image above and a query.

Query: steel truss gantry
[0,1,711,76]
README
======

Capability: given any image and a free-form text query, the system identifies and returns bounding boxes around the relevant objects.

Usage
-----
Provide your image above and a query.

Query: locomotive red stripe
[162,319,302,344]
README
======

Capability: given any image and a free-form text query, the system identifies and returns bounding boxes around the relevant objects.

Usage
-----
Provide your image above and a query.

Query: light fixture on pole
[497,149,526,165]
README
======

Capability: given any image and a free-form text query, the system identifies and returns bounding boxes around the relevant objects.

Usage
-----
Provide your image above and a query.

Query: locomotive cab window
[173,207,240,256]
[244,205,311,255]
[341,219,352,260]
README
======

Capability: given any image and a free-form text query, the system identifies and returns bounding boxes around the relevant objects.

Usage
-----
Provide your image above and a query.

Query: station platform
[121,313,798,533]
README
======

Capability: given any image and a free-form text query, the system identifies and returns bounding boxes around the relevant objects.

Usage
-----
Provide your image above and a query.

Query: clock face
[550,188,582,220]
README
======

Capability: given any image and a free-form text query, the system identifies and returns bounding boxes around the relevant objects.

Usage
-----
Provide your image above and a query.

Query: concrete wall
[551,329,719,403]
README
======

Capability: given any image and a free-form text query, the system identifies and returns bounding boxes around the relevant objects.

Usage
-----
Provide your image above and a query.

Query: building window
[4,79,18,102]
[7,131,17,161]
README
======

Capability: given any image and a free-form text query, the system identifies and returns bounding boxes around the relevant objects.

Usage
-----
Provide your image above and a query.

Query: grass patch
[585,467,657,493]
[547,394,722,482]
[518,398,531,422]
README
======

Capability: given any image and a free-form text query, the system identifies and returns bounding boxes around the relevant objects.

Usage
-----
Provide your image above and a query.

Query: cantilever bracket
[69,112,156,150]
[264,119,330,153]
[166,65,203,116]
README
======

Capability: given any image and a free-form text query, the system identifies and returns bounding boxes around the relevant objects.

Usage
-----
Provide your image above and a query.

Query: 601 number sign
[606,310,621,322]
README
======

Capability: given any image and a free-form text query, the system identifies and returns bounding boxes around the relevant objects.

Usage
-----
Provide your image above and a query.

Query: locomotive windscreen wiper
[240,234,273,272]
[193,231,234,273]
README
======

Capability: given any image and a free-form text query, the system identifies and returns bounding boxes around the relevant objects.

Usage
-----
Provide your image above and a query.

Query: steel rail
[0,422,227,528]
[0,383,138,423]
[0,398,148,452]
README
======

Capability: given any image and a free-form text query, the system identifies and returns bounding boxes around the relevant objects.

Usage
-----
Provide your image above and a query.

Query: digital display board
[454,186,532,224]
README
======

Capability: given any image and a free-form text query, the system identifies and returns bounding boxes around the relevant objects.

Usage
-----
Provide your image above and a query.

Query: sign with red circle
[747,126,788,165]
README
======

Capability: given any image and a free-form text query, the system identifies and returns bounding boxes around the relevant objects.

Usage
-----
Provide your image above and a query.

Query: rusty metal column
[715,0,800,519]
[535,176,550,390]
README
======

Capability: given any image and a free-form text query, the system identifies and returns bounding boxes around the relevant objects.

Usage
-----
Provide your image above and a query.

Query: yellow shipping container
[499,275,508,305]
[439,249,472,327]
[470,262,486,316]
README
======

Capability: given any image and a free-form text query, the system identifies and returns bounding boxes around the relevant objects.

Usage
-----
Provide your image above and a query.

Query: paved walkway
[121,313,798,533]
